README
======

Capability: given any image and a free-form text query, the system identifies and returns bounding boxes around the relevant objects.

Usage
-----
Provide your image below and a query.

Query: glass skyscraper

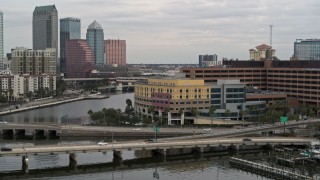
[294,39,320,60]
[86,20,104,65]
[0,11,3,70]
[32,5,58,64]
[60,17,81,73]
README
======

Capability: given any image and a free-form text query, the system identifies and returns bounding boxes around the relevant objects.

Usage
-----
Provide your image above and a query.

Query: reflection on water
[0,151,275,180]
[1,93,134,124]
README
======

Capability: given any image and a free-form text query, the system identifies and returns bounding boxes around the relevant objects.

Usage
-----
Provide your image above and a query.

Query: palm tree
[87,109,93,124]
[148,106,155,123]
[224,109,231,124]
[239,110,248,121]
[191,107,199,125]
[163,107,170,125]
[9,88,13,101]
[126,99,132,108]
[209,105,216,125]
[102,108,107,123]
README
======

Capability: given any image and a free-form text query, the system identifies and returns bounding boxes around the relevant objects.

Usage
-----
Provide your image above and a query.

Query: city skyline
[2,0,320,63]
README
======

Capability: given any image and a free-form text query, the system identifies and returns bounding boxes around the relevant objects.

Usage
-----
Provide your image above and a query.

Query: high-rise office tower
[105,39,126,67]
[66,40,94,78]
[86,20,104,65]
[60,17,81,73]
[0,11,3,70]
[32,5,58,58]
[294,39,320,60]
[11,47,56,75]
[199,54,218,67]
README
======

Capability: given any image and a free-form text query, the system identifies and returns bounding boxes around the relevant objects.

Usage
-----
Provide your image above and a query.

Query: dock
[229,157,313,180]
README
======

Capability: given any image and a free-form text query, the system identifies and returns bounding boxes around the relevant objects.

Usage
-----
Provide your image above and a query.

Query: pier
[229,157,313,180]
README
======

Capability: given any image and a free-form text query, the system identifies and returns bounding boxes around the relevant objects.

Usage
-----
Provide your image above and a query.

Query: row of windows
[226,99,244,103]
[135,103,210,112]
[138,87,209,93]
[226,88,245,93]
[268,75,319,79]
[195,75,266,78]
[226,94,244,98]
[194,70,266,73]
[136,97,210,104]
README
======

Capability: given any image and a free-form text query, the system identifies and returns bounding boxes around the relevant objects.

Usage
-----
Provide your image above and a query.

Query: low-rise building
[135,78,266,125]
[0,74,56,100]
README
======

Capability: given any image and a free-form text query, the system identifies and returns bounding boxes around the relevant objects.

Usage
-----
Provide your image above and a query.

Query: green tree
[9,88,13,101]
[87,109,93,124]
[225,109,231,117]
[125,99,134,114]
[308,105,316,117]
[239,110,248,121]
[126,99,132,108]
[191,107,199,125]
[26,91,33,101]
[56,78,66,96]
[209,105,216,125]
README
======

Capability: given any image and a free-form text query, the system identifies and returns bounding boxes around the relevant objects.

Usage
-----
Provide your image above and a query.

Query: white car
[133,128,141,131]
[203,128,212,132]
[0,121,7,125]
[98,141,108,146]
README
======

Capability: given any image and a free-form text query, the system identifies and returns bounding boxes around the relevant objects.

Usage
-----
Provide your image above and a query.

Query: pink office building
[66,40,94,78]
[105,39,126,66]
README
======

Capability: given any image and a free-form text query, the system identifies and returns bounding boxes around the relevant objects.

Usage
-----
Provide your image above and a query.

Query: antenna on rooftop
[269,24,273,48]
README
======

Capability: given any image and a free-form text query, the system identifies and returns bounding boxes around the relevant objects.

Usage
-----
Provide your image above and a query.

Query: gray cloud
[1,0,320,63]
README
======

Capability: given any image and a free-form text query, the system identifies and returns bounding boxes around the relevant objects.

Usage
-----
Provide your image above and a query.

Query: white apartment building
[0,74,56,100]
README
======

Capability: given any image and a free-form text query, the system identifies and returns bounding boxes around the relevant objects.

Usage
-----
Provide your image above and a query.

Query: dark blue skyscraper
[86,20,104,65]
[60,17,81,73]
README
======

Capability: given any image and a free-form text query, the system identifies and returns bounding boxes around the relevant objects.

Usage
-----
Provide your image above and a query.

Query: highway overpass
[0,137,313,172]
[1,118,319,140]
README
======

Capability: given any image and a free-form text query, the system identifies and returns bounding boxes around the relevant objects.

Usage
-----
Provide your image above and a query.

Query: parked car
[203,128,212,132]
[98,141,108,146]
[243,138,252,141]
[1,147,12,151]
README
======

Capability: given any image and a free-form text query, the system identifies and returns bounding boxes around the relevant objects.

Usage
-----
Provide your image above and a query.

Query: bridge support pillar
[163,149,167,162]
[193,147,204,157]
[113,150,122,159]
[45,130,49,140]
[22,155,29,174]
[69,153,77,164]
[22,155,29,166]
[113,151,123,165]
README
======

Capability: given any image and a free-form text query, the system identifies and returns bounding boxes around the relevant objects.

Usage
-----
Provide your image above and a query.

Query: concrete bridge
[164,118,320,141]
[1,118,320,140]
[0,123,61,139]
[0,137,313,172]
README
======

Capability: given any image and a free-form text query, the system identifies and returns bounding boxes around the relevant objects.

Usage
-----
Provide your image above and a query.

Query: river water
[1,92,134,124]
[0,93,298,179]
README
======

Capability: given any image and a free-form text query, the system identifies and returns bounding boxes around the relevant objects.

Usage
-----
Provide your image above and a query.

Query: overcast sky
[1,0,320,63]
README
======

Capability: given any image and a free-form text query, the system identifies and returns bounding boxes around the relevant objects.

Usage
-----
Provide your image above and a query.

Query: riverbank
[0,94,108,116]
